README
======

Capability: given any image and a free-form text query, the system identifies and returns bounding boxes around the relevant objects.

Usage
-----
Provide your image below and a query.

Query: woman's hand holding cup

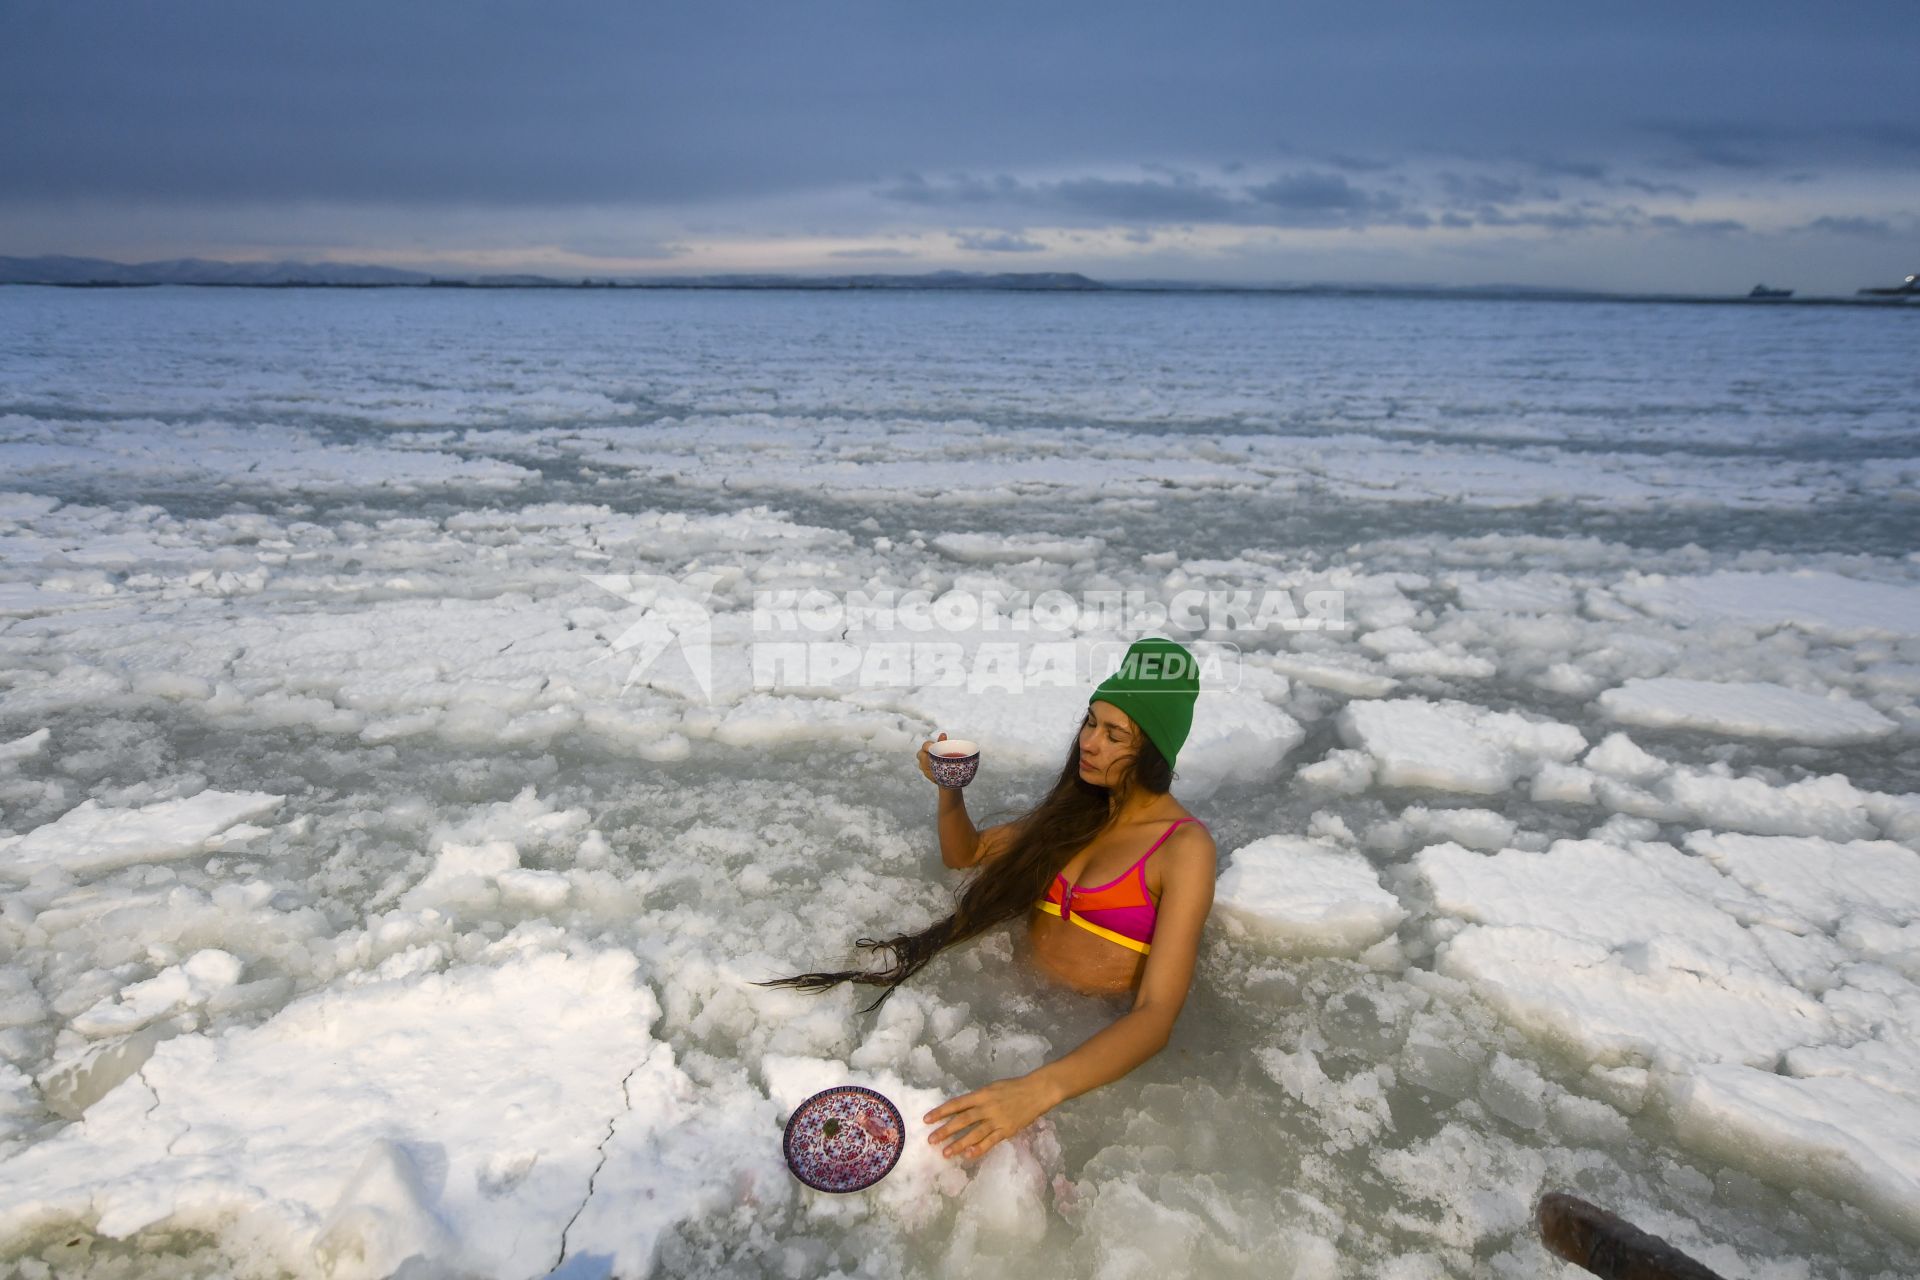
[920,732,981,789]
[917,732,949,784]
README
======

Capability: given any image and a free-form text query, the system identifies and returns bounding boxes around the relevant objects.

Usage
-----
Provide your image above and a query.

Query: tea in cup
[928,739,981,788]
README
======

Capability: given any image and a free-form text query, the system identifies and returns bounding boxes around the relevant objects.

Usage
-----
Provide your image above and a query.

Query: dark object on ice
[1857,272,1919,297]
[782,1085,905,1193]
[1747,284,1793,299]
[1536,1191,1727,1279]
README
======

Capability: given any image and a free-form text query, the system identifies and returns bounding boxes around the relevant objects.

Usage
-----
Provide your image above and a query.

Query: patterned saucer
[782,1085,906,1193]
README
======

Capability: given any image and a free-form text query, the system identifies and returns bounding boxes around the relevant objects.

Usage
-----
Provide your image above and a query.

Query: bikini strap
[1131,816,1200,875]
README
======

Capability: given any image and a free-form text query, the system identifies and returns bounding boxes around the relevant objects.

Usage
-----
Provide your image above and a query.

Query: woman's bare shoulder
[1163,817,1217,866]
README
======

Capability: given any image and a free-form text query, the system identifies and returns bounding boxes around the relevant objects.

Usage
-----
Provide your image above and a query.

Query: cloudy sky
[3,1,1916,293]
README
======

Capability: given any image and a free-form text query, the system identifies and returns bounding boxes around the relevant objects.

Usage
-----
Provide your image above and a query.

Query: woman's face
[1078,701,1135,787]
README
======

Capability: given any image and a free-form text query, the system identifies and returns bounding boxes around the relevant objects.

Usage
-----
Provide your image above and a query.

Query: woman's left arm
[923,825,1217,1159]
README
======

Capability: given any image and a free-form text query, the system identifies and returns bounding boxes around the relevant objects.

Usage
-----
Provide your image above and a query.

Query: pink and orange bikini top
[1035,817,1206,956]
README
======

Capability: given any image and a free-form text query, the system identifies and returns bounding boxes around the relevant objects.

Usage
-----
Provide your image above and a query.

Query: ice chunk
[0,584,102,617]
[0,948,683,1278]
[397,839,520,914]
[0,1060,37,1150]
[1297,748,1375,793]
[1582,732,1886,841]
[1382,644,1498,679]
[0,968,49,1030]
[1616,569,1920,641]
[1582,732,1669,782]
[1687,831,1920,936]
[1172,686,1305,796]
[1359,625,1433,657]
[69,949,245,1038]
[1366,805,1517,853]
[1665,769,1880,842]
[1252,650,1399,698]
[36,1023,171,1121]
[1,417,540,495]
[1338,696,1585,795]
[1437,925,1832,1068]
[1216,837,1405,955]
[1840,918,1920,980]
[1399,1015,1486,1102]
[557,1051,783,1277]
[688,692,921,752]
[0,727,49,766]
[0,790,284,880]
[1418,840,1834,1068]
[1453,572,1580,615]
[1421,838,1765,961]
[1478,1051,1549,1130]
[1597,676,1897,745]
[1669,1064,1920,1242]
[311,1138,456,1280]
[931,532,1105,564]
[940,1135,1052,1272]
[1257,1044,1393,1149]
[496,868,570,910]
[427,784,592,853]
[1529,761,1597,806]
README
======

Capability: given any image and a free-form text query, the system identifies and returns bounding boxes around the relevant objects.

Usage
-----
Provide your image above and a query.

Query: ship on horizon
[1748,284,1793,299]
[1857,272,1919,297]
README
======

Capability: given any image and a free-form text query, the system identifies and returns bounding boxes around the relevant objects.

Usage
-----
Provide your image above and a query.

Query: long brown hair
[754,704,1175,1014]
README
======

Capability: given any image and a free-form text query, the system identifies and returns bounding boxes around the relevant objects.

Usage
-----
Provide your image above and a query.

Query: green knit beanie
[1090,637,1201,771]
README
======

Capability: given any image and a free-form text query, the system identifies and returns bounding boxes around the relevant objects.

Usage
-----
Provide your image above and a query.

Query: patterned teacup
[928,739,981,788]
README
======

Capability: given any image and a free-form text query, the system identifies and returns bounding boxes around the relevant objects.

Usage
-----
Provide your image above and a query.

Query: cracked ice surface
[0,946,681,1278]
[1,287,1919,1279]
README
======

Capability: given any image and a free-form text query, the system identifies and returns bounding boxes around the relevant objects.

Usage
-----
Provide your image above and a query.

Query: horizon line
[2,253,1916,307]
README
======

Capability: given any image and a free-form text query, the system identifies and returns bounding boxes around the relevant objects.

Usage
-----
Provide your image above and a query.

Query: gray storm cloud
[1,0,1915,289]
[5,0,1916,206]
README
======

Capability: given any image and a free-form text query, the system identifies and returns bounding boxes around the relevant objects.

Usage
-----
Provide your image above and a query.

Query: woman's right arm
[937,789,982,869]
[919,733,1014,869]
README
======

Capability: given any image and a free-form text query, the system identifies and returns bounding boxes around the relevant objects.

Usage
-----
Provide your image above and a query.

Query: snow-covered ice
[1215,836,1406,956]
[0,285,1916,1278]
[0,946,701,1278]
[1336,697,1588,795]
[1599,676,1898,744]
[0,790,284,880]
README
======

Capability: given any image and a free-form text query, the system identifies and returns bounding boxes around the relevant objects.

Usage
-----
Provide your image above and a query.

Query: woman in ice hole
[757,636,1216,1164]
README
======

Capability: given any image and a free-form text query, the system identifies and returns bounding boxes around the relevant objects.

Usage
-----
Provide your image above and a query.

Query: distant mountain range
[0,255,1625,295]
[0,255,435,286]
[1,255,1912,304]
[0,256,1104,291]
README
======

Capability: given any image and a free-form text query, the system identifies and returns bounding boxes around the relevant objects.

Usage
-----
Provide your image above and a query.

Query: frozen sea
[0,284,1918,1279]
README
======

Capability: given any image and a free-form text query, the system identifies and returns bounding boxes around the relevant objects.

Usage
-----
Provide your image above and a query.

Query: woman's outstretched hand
[924,1073,1056,1160]
[916,731,949,785]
